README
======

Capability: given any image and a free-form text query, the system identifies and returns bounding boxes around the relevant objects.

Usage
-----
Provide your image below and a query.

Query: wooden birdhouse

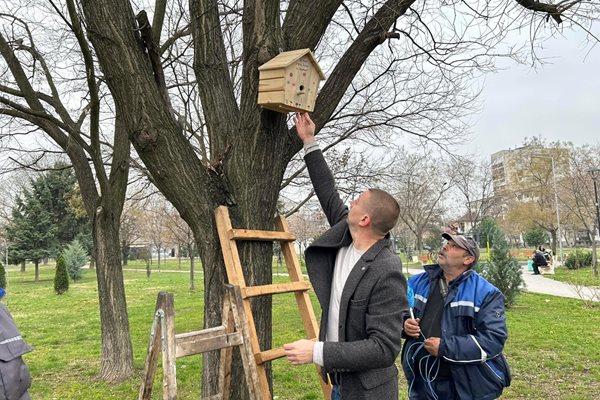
[257,49,325,113]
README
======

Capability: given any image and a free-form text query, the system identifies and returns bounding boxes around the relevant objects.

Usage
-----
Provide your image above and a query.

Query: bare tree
[391,149,452,253]
[163,200,198,289]
[447,156,498,233]
[0,5,133,380]
[560,145,600,277]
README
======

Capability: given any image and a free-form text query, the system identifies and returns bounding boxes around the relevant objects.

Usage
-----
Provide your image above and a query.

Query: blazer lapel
[337,239,390,336]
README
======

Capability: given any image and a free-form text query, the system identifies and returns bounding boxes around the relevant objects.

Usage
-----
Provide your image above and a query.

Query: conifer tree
[62,240,87,281]
[54,255,69,295]
[479,231,524,307]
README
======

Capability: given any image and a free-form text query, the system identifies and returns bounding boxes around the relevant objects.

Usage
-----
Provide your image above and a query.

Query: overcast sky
[463,29,600,159]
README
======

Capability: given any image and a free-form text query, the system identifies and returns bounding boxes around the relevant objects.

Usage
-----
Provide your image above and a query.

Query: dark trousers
[532,263,545,274]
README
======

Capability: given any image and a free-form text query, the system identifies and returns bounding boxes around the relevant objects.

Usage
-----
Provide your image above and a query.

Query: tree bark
[93,203,134,381]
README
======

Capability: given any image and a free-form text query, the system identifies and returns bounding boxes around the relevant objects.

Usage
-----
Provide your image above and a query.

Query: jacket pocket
[358,364,398,390]
[349,298,368,308]
[487,353,511,387]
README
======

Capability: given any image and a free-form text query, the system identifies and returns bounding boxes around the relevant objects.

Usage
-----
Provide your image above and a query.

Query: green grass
[3,264,600,399]
[548,267,600,288]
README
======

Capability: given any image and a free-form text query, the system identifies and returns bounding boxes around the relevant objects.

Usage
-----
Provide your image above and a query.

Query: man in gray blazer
[284,113,408,400]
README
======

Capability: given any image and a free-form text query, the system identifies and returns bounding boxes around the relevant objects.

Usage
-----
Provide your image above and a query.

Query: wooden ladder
[138,286,263,400]
[215,206,331,400]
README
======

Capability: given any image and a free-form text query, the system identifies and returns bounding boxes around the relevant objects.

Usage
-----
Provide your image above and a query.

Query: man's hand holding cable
[404,318,421,338]
[424,337,441,357]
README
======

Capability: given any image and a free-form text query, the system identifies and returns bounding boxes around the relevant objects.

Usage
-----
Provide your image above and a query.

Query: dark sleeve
[322,268,408,371]
[439,290,507,364]
[304,149,348,227]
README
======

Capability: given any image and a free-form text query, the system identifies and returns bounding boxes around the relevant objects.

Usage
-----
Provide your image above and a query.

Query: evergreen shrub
[475,232,524,307]
[54,255,69,294]
[63,240,87,281]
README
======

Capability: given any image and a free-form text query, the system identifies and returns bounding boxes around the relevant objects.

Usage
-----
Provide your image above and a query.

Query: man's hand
[404,318,421,338]
[283,339,314,365]
[294,112,316,144]
[424,337,441,357]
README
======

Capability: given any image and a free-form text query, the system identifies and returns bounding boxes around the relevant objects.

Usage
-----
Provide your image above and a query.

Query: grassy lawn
[2,264,600,399]
[548,267,600,288]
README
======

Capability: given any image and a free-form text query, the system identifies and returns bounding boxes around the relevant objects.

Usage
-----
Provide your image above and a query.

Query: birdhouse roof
[258,49,325,80]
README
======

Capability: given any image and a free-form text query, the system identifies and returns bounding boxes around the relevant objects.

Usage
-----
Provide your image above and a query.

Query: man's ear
[358,214,370,227]
[464,255,475,266]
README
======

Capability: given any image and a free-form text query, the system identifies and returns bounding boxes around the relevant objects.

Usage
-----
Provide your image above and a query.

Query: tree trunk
[20,261,25,272]
[93,203,134,381]
[550,229,558,255]
[34,260,39,283]
[189,248,195,291]
[122,240,130,266]
[157,246,161,271]
[592,239,598,278]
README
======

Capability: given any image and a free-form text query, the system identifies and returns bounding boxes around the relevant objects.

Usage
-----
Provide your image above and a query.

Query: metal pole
[550,158,563,265]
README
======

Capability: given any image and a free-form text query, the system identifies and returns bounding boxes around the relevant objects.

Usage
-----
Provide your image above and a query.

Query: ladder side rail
[138,292,168,400]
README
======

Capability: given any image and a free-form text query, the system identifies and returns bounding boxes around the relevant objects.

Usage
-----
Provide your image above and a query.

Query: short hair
[364,188,400,236]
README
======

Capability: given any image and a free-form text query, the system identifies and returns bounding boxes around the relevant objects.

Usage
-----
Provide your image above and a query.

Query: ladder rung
[241,281,310,298]
[228,229,295,242]
[175,327,243,358]
[255,346,286,364]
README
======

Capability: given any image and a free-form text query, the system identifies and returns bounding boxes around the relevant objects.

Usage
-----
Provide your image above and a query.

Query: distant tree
[54,255,69,295]
[392,150,452,253]
[34,164,90,247]
[523,225,548,248]
[475,217,503,249]
[62,240,88,281]
[7,187,58,283]
[477,232,524,308]
[0,261,6,289]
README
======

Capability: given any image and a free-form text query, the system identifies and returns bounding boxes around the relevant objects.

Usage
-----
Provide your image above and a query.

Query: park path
[405,266,599,302]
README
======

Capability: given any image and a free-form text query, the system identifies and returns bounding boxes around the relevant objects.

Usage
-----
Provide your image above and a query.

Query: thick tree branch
[514,0,566,24]
[67,0,110,198]
[297,0,416,154]
[283,0,343,51]
[153,0,167,44]
[136,10,174,113]
[189,0,239,154]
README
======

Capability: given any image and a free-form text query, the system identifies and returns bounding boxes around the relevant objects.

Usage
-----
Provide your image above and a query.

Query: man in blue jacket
[402,233,511,400]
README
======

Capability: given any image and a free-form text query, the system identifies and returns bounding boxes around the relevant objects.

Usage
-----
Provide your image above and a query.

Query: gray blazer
[304,150,407,400]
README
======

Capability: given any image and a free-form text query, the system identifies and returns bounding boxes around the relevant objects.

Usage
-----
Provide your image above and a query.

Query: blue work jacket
[401,264,511,400]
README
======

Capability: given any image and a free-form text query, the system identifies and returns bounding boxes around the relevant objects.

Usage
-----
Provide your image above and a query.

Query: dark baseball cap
[441,232,480,264]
